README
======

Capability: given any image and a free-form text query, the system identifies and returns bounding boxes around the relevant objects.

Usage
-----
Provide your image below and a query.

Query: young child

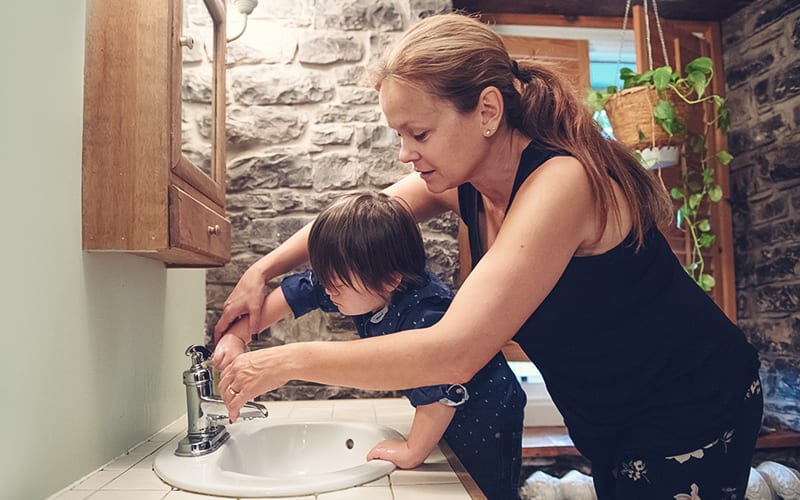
[212,192,526,499]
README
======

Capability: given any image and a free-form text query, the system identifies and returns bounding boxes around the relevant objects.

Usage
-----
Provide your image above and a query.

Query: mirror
[171,0,226,208]
[181,0,214,177]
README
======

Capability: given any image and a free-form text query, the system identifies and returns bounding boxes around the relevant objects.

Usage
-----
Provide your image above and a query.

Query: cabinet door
[171,0,227,210]
[82,0,230,267]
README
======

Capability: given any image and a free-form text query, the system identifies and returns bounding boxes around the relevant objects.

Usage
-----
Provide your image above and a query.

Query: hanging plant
[586,56,733,291]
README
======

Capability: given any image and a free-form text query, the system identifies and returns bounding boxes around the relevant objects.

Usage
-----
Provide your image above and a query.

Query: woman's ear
[478,86,504,136]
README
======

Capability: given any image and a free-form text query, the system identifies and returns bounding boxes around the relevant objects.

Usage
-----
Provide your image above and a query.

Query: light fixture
[227,0,258,43]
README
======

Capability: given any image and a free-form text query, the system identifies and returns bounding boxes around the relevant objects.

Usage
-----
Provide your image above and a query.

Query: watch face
[440,384,469,407]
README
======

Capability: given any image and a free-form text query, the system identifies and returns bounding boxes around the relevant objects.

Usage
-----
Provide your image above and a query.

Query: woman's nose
[397,138,419,164]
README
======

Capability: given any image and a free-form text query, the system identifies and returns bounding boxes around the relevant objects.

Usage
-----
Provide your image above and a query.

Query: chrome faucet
[175,344,268,457]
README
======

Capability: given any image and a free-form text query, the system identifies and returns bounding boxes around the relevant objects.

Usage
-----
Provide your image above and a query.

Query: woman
[215,13,762,500]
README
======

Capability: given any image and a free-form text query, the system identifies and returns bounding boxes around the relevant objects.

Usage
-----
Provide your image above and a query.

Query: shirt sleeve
[280,270,339,318]
[398,300,454,407]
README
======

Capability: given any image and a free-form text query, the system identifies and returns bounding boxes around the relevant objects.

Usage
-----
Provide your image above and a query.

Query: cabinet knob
[180,35,195,50]
[207,224,220,235]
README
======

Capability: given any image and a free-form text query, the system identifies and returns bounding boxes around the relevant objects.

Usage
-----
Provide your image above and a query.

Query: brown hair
[308,192,427,296]
[369,13,673,248]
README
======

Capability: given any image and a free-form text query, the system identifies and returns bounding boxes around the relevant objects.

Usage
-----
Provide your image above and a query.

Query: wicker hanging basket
[603,85,698,150]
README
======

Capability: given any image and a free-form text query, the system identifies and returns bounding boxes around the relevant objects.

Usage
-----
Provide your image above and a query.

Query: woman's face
[324,277,390,316]
[379,78,486,193]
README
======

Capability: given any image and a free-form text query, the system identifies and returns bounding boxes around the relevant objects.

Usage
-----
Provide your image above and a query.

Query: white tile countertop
[49,398,485,500]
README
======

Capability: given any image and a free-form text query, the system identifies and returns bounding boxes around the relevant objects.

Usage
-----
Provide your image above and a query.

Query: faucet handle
[185,344,212,366]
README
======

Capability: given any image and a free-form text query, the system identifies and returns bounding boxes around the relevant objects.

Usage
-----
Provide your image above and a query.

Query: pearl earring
[484,127,495,136]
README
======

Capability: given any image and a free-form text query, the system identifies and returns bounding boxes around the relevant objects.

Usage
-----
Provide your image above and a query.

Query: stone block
[755,283,800,313]
[315,104,382,123]
[774,60,800,102]
[764,141,800,182]
[410,0,451,20]
[248,216,315,255]
[230,66,334,105]
[726,53,776,89]
[226,106,307,148]
[298,31,364,64]
[730,114,784,155]
[334,65,368,86]
[754,0,800,33]
[338,86,379,104]
[227,149,314,192]
[310,124,354,145]
[311,153,365,190]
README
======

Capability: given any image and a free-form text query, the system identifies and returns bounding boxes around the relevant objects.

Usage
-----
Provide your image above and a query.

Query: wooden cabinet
[82,0,230,267]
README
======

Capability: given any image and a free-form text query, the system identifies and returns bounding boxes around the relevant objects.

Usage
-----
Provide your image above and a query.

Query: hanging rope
[615,0,634,80]
[651,0,670,68]
[619,0,670,72]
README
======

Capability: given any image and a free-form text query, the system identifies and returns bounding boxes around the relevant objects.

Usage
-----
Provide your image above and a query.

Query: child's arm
[366,402,456,469]
[210,287,292,370]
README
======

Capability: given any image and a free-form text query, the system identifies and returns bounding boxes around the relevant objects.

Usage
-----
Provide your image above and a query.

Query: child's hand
[209,335,247,371]
[366,439,423,469]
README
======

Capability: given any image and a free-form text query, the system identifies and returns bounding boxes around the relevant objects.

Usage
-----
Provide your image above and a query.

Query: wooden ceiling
[451,0,754,22]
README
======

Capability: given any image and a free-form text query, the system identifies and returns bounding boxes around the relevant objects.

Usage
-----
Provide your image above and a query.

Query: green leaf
[586,91,607,112]
[717,100,730,132]
[689,193,703,210]
[686,71,708,98]
[638,128,646,142]
[703,168,715,185]
[686,57,713,76]
[620,67,637,88]
[708,185,723,202]
[699,273,716,291]
[654,100,680,136]
[697,219,711,232]
[716,150,733,166]
[653,67,673,91]
[670,187,684,199]
[689,134,706,153]
[699,233,716,247]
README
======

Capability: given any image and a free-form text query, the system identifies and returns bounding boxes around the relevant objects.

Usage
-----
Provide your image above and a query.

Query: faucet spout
[199,395,268,421]
[175,345,268,457]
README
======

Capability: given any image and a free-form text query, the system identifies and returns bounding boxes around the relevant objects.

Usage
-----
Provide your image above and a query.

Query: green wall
[1,2,207,498]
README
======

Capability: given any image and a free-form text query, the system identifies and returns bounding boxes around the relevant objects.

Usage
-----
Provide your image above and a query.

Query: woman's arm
[366,403,456,469]
[220,158,598,420]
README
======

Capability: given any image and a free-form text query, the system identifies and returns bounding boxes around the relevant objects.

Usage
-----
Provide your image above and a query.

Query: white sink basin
[154,420,404,497]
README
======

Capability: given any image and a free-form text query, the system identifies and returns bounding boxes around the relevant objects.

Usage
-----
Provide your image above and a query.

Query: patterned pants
[591,377,764,500]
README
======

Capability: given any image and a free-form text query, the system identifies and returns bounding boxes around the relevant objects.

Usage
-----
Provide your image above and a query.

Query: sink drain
[345,438,355,449]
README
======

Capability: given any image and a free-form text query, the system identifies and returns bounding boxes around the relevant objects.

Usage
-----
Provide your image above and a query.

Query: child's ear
[385,273,403,293]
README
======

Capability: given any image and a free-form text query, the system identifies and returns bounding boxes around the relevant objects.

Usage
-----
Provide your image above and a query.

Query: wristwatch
[438,384,469,407]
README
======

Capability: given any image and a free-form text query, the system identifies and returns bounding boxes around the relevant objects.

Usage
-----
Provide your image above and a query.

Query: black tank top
[458,142,760,459]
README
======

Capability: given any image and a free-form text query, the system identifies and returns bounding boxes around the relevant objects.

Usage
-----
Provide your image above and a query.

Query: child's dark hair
[308,192,427,296]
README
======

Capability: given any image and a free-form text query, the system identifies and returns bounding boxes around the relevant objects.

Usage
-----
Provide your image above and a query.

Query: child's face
[323,276,391,316]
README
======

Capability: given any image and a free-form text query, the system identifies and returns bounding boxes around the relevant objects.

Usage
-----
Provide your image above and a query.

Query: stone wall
[202,0,455,400]
[722,0,800,431]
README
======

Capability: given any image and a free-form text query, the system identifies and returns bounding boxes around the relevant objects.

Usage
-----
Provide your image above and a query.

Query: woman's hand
[219,347,291,422]
[209,335,247,372]
[214,264,269,342]
[366,439,423,469]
